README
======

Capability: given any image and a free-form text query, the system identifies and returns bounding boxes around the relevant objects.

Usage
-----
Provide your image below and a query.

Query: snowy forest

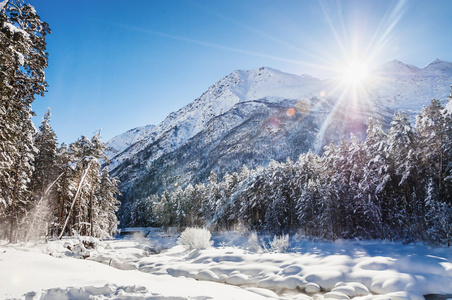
[0,0,120,243]
[122,98,452,246]
[2,0,452,248]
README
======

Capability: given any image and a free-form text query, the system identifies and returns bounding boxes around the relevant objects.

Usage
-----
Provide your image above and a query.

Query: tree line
[123,98,452,246]
[0,0,120,243]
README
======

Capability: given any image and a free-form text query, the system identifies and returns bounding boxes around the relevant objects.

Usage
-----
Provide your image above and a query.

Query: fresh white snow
[1,230,451,300]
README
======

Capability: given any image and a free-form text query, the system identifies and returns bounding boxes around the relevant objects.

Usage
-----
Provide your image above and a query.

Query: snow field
[0,243,267,299]
[103,236,451,299]
[1,232,451,299]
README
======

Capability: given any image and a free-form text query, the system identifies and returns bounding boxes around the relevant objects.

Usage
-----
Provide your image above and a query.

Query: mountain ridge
[106,59,452,199]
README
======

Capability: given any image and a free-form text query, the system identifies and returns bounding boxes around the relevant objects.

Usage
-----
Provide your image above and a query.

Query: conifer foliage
[132,98,452,246]
[0,0,50,242]
[0,1,121,242]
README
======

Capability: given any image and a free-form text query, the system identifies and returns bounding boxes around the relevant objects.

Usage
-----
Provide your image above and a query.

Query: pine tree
[360,118,388,238]
[443,88,452,205]
[6,109,36,242]
[26,109,58,240]
[0,0,50,242]
[95,167,120,237]
[416,99,447,199]
[203,170,219,222]
[192,183,206,226]
[32,109,57,195]
[54,143,76,236]
[386,112,416,239]
[58,133,111,238]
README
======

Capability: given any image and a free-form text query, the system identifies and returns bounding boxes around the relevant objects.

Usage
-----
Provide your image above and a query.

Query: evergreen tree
[0,0,50,242]
[5,110,36,242]
[32,108,57,197]
[443,89,452,205]
[203,170,219,222]
[26,109,58,239]
[416,100,447,199]
[360,118,388,238]
[54,143,76,236]
[386,112,416,239]
[58,133,115,238]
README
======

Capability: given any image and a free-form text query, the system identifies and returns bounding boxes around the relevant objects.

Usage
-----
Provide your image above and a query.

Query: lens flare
[286,107,296,117]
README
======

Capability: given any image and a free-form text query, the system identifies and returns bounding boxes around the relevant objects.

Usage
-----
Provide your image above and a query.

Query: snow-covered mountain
[106,60,452,199]
[106,67,326,170]
[368,59,452,111]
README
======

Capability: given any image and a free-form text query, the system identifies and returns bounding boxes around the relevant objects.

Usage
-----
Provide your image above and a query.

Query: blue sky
[30,0,452,144]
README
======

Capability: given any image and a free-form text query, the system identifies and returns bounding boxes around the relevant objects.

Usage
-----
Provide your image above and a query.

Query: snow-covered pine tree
[322,139,355,238]
[32,109,57,195]
[424,178,452,246]
[215,172,241,230]
[0,0,50,242]
[360,118,389,239]
[59,133,111,238]
[416,99,447,200]
[443,89,452,205]
[181,184,195,226]
[203,170,219,222]
[5,109,36,242]
[153,190,171,227]
[294,151,325,237]
[54,143,76,236]
[263,159,295,234]
[170,186,185,227]
[236,167,266,231]
[28,109,58,238]
[387,112,417,240]
[95,167,120,237]
[347,134,373,238]
[192,182,207,226]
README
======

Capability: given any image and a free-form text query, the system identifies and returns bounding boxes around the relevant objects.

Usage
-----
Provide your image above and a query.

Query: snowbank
[0,241,267,299]
[1,232,451,299]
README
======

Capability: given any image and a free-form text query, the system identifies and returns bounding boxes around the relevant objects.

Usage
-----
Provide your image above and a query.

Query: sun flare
[340,61,370,85]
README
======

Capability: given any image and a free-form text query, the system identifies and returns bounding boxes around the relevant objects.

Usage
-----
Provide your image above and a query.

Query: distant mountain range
[106,59,452,202]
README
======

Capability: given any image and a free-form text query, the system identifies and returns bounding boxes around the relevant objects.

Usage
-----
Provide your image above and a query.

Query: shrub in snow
[247,233,290,253]
[269,234,290,252]
[177,227,213,250]
[66,231,100,258]
[71,241,91,259]
[247,232,262,252]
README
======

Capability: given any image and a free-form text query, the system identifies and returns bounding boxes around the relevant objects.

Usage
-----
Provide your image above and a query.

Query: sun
[340,60,370,85]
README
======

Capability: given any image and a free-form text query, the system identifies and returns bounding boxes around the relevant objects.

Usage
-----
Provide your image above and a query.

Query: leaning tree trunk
[58,162,91,239]
[89,175,94,237]
[25,171,65,242]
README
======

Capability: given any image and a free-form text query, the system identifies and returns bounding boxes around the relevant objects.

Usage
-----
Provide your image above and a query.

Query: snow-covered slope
[106,59,452,197]
[106,124,156,159]
[106,67,328,171]
[368,59,452,112]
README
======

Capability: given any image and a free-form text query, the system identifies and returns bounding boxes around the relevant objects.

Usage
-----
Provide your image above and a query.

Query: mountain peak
[424,58,452,70]
[375,59,419,74]
[233,67,283,78]
[431,58,445,64]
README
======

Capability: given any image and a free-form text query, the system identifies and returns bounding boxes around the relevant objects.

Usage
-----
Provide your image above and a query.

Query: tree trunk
[90,176,94,237]
[25,171,65,242]
[59,162,91,239]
